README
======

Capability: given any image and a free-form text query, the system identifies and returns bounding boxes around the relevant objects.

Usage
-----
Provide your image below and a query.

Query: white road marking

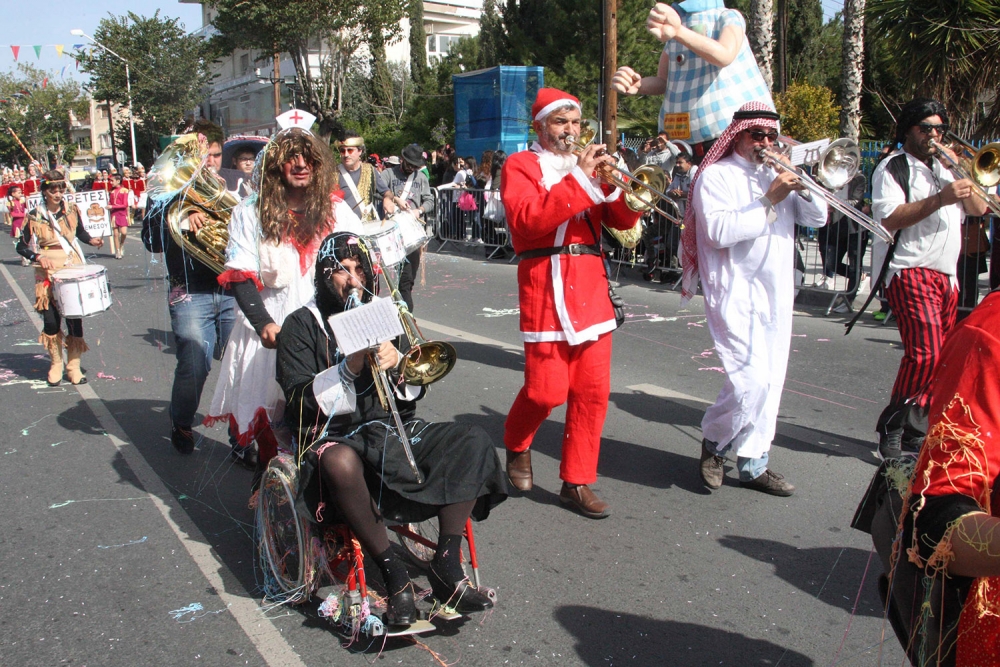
[0,263,306,667]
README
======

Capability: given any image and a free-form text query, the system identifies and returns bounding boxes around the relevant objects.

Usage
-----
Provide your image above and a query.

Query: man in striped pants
[870,98,988,459]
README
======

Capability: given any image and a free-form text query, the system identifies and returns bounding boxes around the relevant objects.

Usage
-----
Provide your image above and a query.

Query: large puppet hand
[611,67,643,95]
[647,3,682,43]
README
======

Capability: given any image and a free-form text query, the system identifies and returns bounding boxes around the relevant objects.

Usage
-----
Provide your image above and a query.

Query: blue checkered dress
[659,8,774,143]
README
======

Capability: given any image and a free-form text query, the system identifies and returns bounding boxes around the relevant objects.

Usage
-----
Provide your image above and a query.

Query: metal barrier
[794,220,872,315]
[431,186,512,259]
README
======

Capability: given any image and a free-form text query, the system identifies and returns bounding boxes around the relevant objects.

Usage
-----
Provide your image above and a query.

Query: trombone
[928,136,1000,217]
[571,120,682,249]
[352,237,459,484]
[757,138,894,244]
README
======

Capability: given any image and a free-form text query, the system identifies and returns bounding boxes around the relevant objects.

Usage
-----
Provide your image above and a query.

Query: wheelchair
[255,451,494,640]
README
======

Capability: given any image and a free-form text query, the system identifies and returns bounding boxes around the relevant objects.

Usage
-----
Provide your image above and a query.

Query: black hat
[400,143,426,168]
[316,232,376,303]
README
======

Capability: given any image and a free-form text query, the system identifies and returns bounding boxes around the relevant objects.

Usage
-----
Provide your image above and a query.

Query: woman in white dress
[205,125,362,468]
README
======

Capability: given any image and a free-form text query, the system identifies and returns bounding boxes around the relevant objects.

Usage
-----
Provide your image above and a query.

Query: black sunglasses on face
[747,130,779,142]
[917,123,948,136]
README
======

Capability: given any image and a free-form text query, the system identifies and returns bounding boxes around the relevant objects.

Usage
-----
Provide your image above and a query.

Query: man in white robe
[683,101,828,496]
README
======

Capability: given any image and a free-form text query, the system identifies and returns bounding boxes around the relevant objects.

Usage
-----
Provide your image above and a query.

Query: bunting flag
[60,66,66,78]
[55,45,64,58]
[32,45,42,60]
[10,45,19,61]
[75,59,80,70]
[41,77,48,89]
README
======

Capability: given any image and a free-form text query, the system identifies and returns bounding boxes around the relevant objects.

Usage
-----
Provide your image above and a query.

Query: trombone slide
[757,148,894,244]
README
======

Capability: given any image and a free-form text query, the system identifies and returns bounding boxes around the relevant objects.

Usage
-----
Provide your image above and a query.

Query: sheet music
[326,296,405,357]
[788,138,830,166]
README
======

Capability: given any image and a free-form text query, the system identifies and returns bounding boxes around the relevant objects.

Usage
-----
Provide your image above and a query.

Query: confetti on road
[98,536,148,549]
[168,602,230,623]
[481,307,520,318]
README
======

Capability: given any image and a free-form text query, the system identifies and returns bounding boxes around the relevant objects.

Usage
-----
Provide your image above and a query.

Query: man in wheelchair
[275,232,508,626]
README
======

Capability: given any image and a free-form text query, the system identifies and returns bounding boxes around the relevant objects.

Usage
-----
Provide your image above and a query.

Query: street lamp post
[72,29,137,168]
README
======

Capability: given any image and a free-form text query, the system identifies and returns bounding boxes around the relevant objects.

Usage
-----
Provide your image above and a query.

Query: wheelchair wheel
[257,452,314,602]
[396,519,439,565]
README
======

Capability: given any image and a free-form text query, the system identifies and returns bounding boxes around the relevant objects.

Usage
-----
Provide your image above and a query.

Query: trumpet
[757,138,894,244]
[928,137,1000,217]
[571,120,681,249]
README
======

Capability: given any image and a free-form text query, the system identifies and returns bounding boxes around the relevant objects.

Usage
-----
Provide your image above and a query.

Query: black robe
[275,305,507,526]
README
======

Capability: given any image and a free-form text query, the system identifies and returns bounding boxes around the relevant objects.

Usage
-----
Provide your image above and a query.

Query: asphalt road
[0,237,908,666]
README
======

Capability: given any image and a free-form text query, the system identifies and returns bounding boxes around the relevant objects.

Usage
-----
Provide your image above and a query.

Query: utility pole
[272,50,282,119]
[106,100,119,170]
[601,0,618,150]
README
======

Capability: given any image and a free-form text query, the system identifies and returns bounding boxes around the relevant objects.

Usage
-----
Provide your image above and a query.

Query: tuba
[148,134,239,274]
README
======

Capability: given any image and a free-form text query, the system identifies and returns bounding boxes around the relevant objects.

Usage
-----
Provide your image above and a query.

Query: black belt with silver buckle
[517,243,601,260]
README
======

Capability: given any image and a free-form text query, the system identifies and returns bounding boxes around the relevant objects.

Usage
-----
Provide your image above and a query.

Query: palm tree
[748,0,775,90]
[839,0,865,140]
[867,0,1000,136]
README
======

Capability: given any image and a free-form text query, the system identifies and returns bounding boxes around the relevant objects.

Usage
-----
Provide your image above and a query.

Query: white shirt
[871,150,963,285]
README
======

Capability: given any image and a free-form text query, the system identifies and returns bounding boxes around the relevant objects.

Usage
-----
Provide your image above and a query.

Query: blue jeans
[169,288,235,430]
[707,440,769,482]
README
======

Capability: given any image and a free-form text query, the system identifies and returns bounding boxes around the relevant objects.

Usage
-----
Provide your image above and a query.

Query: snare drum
[361,221,407,267]
[51,265,112,318]
[389,210,430,254]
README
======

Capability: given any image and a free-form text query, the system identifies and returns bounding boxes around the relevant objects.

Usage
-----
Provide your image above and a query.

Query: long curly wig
[254,129,338,246]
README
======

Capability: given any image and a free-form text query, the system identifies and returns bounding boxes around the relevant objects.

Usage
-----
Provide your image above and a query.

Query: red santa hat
[532,88,582,121]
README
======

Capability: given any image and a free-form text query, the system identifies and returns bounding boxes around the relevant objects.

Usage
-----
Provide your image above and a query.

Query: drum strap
[39,206,86,265]
[400,172,416,204]
[338,164,378,222]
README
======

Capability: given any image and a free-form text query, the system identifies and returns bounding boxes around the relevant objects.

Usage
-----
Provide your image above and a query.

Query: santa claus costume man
[500,88,641,519]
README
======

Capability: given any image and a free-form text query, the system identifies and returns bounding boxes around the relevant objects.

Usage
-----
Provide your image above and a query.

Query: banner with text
[27,190,112,238]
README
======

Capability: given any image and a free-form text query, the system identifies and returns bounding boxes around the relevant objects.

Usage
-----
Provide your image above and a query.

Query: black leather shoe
[428,568,493,614]
[385,583,417,626]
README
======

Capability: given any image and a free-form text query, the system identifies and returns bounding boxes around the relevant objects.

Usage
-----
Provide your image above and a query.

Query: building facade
[182,0,482,137]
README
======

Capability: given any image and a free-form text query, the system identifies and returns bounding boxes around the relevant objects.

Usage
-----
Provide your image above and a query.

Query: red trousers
[886,267,957,409]
[504,334,612,485]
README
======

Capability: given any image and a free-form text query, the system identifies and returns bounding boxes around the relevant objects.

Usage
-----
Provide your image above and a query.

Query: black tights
[41,305,82,337]
[319,443,475,557]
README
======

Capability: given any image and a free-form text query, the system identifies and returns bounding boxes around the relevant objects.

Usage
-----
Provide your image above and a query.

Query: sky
[0,0,204,81]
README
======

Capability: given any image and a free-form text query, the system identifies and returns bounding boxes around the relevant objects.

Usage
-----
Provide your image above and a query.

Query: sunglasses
[339,147,359,154]
[747,130,779,142]
[916,123,949,135]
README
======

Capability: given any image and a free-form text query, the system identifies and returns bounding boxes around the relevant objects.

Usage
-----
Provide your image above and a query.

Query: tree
[209,0,407,139]
[408,0,427,88]
[476,0,662,134]
[838,0,865,140]
[774,80,840,141]
[0,64,88,167]
[76,11,213,166]
[867,0,1000,136]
